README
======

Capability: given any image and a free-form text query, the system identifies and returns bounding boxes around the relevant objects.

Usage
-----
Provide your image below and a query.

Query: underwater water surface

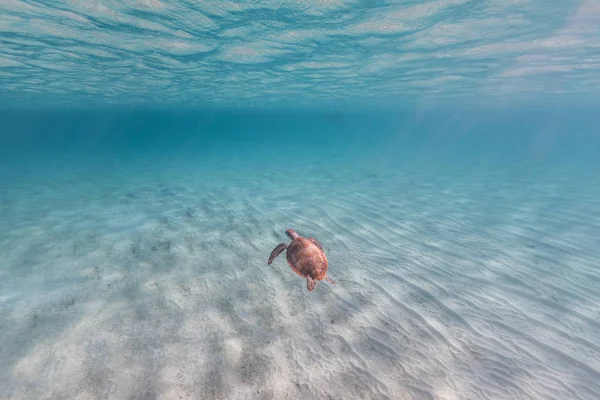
[2,0,600,108]
[1,1,600,400]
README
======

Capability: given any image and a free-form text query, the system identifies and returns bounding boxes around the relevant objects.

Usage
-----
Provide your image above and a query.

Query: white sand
[1,157,599,399]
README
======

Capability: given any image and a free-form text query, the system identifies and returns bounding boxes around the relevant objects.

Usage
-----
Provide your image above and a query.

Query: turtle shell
[286,237,329,280]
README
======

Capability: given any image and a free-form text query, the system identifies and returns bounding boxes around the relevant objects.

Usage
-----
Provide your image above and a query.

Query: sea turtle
[268,229,336,292]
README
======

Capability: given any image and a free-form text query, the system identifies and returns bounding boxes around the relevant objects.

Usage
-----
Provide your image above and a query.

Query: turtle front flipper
[268,243,287,265]
[308,237,323,251]
[307,276,316,291]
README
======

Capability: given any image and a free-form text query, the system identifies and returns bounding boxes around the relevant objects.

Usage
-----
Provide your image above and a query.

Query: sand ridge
[1,159,599,399]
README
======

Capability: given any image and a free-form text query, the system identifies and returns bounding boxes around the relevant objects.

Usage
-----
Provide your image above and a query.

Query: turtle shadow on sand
[268,229,336,292]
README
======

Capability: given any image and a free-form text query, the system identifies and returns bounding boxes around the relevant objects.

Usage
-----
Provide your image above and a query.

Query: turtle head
[285,229,299,240]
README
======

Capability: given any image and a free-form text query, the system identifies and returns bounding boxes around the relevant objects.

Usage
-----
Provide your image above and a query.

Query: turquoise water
[2,2,600,400]
[2,0,599,107]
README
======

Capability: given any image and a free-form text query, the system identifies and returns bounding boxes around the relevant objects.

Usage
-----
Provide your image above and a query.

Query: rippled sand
[1,158,599,400]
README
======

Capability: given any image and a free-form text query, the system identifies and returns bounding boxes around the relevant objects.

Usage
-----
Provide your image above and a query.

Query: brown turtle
[268,229,336,292]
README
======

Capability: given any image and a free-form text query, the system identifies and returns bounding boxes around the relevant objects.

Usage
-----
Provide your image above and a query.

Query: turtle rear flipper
[325,275,336,285]
[268,243,287,265]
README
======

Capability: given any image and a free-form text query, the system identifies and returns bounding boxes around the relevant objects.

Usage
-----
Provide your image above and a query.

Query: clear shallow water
[2,1,600,400]
[1,110,600,400]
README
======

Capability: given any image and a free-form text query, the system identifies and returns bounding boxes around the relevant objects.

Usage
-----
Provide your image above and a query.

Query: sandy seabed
[1,158,599,400]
